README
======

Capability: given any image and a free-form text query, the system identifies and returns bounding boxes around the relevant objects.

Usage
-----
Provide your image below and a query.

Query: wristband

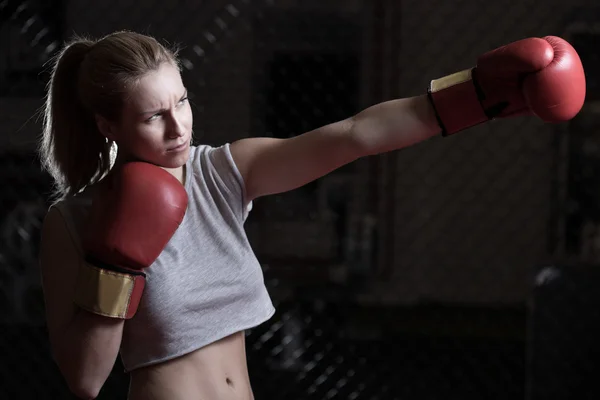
[73,257,146,319]
[427,68,488,136]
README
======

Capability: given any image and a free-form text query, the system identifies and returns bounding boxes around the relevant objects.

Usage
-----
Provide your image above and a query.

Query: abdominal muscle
[127,331,254,400]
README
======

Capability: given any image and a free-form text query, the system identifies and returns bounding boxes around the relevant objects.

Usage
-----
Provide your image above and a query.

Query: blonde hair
[39,31,180,201]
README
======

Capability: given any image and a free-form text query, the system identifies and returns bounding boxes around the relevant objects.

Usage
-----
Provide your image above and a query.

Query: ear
[95,114,118,141]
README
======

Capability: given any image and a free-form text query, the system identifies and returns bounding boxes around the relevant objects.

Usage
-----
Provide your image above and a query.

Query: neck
[163,165,186,184]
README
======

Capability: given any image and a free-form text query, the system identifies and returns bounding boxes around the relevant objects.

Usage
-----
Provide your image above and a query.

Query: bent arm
[230,94,441,201]
[40,207,123,399]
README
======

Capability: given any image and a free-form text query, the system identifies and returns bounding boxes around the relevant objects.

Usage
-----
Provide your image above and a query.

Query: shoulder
[44,190,93,255]
[187,143,251,218]
[190,143,232,158]
[40,204,82,267]
[189,143,238,174]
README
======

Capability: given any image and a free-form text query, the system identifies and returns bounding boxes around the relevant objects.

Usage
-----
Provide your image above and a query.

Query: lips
[167,141,188,152]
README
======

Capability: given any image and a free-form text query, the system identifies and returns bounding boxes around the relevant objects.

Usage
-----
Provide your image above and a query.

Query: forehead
[126,63,185,110]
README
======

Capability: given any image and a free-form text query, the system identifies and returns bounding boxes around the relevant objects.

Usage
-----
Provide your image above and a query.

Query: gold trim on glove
[74,262,136,319]
[429,68,473,93]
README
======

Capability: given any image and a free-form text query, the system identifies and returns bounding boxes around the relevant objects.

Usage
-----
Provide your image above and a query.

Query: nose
[167,113,185,139]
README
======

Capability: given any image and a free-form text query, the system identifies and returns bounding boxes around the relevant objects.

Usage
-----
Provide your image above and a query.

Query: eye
[178,97,188,105]
[146,113,161,122]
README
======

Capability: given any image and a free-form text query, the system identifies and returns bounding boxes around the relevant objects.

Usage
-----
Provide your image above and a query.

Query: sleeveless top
[53,144,276,372]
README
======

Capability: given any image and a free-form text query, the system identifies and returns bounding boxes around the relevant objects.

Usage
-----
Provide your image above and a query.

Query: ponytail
[39,38,114,202]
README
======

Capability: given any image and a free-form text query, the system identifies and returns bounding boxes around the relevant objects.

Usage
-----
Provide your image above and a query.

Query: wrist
[427,68,488,135]
[73,257,146,319]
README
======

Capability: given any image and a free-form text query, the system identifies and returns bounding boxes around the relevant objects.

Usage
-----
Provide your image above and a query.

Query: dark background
[1,0,600,398]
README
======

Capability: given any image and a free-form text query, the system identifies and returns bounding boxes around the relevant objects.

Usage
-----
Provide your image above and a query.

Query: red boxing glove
[427,35,586,135]
[73,162,188,319]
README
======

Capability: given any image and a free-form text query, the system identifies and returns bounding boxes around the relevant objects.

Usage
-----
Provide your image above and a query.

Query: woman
[38,30,583,399]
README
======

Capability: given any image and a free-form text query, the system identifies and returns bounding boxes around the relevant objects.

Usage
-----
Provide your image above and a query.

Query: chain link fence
[1,0,600,399]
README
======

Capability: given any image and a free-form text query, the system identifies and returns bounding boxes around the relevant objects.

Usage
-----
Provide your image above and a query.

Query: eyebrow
[139,89,188,115]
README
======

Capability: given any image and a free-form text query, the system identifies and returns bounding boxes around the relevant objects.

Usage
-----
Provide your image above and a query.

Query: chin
[161,146,190,168]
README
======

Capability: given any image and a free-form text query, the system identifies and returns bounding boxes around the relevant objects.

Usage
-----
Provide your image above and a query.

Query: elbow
[67,381,102,400]
[60,362,103,399]
[346,114,378,158]
[344,115,369,159]
[53,352,104,399]
[48,310,123,399]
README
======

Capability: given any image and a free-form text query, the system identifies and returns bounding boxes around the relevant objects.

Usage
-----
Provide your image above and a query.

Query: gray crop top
[53,144,276,372]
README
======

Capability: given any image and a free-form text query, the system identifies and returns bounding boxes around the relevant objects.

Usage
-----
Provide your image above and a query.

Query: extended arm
[231,36,585,202]
[231,95,439,201]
